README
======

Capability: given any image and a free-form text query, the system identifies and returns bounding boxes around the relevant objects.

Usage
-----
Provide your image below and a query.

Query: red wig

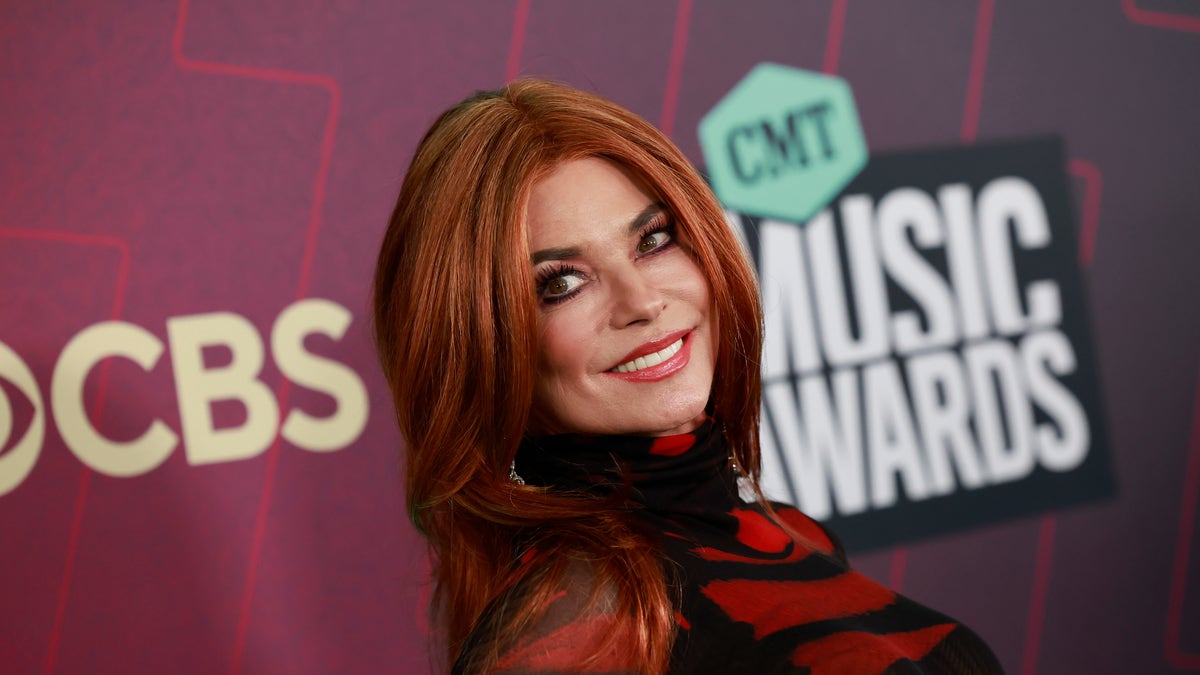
[373,79,764,673]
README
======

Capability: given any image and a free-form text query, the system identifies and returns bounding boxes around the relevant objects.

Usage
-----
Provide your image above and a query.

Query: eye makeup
[535,263,587,304]
[532,208,678,306]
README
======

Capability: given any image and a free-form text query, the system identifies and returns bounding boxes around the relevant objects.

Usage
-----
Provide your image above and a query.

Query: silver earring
[729,455,754,502]
[509,461,525,485]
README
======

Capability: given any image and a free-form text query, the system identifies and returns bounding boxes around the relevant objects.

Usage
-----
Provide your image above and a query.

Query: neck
[514,418,739,512]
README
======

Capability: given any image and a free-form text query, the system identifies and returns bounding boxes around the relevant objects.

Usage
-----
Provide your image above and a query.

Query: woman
[374,79,1003,674]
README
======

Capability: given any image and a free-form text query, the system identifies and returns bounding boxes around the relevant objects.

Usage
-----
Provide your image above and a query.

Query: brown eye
[638,231,670,254]
[537,267,586,303]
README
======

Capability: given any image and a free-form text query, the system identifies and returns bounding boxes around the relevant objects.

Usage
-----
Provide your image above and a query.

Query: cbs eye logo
[0,299,369,497]
[0,340,46,496]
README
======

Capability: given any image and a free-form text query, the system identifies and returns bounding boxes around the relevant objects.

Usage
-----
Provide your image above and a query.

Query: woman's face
[525,157,716,437]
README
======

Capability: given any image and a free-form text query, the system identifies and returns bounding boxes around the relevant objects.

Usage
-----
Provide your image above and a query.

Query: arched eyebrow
[530,202,666,265]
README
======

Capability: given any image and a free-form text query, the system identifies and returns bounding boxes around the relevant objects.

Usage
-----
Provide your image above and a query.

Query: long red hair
[373,79,764,673]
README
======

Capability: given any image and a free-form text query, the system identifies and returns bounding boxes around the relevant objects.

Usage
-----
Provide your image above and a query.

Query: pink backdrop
[2,1,1198,673]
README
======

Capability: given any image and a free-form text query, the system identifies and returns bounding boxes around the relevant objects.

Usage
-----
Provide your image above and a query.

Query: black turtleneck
[472,420,1004,674]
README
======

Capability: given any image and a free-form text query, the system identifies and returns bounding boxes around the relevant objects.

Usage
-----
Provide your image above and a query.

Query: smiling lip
[606,330,693,382]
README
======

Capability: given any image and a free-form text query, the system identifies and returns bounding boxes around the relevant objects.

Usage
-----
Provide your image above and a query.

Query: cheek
[531,311,597,432]
[678,262,717,366]
[535,311,589,382]
[677,260,713,319]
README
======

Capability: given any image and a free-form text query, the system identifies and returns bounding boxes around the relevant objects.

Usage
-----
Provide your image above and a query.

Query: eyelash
[535,263,585,305]
[636,216,676,255]
[535,215,677,305]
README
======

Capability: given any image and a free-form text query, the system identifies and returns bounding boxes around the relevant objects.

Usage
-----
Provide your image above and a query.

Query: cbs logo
[0,299,368,497]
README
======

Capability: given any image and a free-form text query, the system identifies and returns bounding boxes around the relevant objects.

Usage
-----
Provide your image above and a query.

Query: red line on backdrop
[827,17,1089,669]
[1165,372,1200,668]
[1122,0,1200,34]
[960,3,1081,669]
[658,0,693,138]
[230,386,290,673]
[0,228,132,291]
[169,1,343,672]
[956,4,1067,672]
[813,0,916,596]
[816,0,916,596]
[1020,516,1058,675]
[0,228,131,675]
[960,0,995,144]
[1068,159,1103,266]
[505,0,532,82]
[171,0,341,302]
[887,547,908,592]
[887,552,908,592]
[821,0,849,75]
[1017,157,1104,671]
[46,469,92,675]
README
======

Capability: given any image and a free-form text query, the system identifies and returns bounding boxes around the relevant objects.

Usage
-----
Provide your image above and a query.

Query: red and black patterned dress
[460,420,1004,674]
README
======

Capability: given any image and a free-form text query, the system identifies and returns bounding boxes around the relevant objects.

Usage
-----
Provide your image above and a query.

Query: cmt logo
[724,101,838,185]
[0,299,368,497]
[700,62,867,224]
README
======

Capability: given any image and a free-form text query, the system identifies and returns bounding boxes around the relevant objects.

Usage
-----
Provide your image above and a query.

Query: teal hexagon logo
[699,63,868,224]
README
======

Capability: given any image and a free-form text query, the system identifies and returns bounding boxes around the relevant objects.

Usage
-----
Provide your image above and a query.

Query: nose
[608,265,665,328]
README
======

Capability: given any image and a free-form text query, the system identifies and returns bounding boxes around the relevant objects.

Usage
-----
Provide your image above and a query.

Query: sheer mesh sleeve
[770,502,850,567]
[454,559,641,675]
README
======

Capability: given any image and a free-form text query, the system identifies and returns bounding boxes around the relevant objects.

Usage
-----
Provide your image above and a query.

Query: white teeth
[612,338,683,373]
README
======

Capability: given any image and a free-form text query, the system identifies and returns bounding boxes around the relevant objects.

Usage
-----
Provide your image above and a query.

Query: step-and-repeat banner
[2,1,1198,673]
[740,138,1114,550]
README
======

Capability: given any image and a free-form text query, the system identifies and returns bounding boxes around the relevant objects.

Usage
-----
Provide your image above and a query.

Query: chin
[536,378,713,437]
[641,398,709,436]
